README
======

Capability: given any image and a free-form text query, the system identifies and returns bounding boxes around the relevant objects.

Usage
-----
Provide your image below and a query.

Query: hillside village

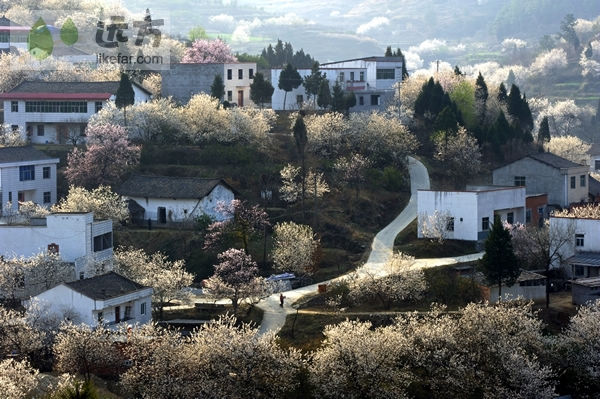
[2,3,600,398]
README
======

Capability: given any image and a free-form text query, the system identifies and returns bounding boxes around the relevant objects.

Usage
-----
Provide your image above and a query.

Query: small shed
[570,277,600,305]
[484,270,546,303]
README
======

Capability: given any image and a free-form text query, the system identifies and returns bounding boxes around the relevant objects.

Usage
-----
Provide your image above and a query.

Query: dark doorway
[238,90,244,107]
[158,207,167,224]
[115,306,120,323]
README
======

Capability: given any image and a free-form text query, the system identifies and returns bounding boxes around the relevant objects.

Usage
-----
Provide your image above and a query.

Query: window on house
[11,101,18,112]
[339,72,345,82]
[446,217,455,231]
[359,96,364,106]
[93,232,113,252]
[125,305,132,319]
[370,95,380,106]
[95,101,103,113]
[350,71,355,81]
[227,69,232,80]
[576,234,584,247]
[359,71,364,81]
[19,165,35,181]
[376,69,395,79]
[43,191,51,204]
[571,176,576,189]
[514,176,526,186]
[140,302,146,315]
[581,175,586,187]
[227,91,233,102]
[37,125,44,136]
[238,69,243,79]
[25,101,87,113]
[43,167,50,179]
[8,192,12,202]
[525,209,531,223]
[507,212,514,224]
[482,217,490,231]
[249,68,254,79]
[595,160,600,170]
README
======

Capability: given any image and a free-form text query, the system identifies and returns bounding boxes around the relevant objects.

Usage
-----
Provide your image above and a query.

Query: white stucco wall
[0,158,59,211]
[127,183,235,223]
[488,283,546,303]
[271,68,311,111]
[417,187,526,241]
[223,63,256,107]
[29,284,96,325]
[550,217,600,274]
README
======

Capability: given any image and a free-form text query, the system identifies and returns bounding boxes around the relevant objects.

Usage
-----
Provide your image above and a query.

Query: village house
[161,62,257,105]
[525,193,548,227]
[270,56,404,111]
[117,175,235,224]
[0,80,152,144]
[0,146,59,213]
[550,215,600,279]
[417,185,526,241]
[0,15,28,53]
[492,152,589,208]
[26,272,153,328]
[0,211,113,280]
[570,277,600,305]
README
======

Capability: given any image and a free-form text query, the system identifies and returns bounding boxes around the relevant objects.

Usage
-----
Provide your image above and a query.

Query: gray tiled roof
[568,252,600,267]
[117,175,233,199]
[0,146,57,164]
[527,152,584,169]
[8,81,120,94]
[570,277,600,287]
[65,272,149,300]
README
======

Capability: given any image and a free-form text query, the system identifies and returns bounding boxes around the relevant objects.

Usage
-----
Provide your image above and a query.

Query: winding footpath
[257,156,484,336]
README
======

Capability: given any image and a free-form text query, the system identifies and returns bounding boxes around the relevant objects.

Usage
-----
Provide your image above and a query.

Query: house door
[17,191,24,207]
[158,207,167,224]
[115,306,120,323]
[238,90,244,107]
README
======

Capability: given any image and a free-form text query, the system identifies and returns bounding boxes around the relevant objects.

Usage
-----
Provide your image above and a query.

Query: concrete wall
[0,159,58,211]
[0,213,113,264]
[572,283,600,305]
[127,183,235,223]
[271,68,311,111]
[493,157,588,207]
[488,282,546,303]
[550,216,600,277]
[30,284,96,325]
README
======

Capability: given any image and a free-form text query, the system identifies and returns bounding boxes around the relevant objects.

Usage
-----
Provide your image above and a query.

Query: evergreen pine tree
[395,48,409,80]
[538,116,551,144]
[506,69,516,88]
[115,72,135,126]
[331,81,345,113]
[498,83,508,104]
[475,72,488,126]
[488,111,511,148]
[454,65,463,76]
[278,63,302,110]
[249,72,274,108]
[303,62,324,107]
[344,91,357,114]
[433,106,460,134]
[210,74,225,102]
[480,214,520,300]
[506,84,522,119]
[384,46,393,57]
[317,79,331,109]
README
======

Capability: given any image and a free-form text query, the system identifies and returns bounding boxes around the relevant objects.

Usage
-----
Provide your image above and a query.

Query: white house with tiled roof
[0,146,59,212]
[1,80,152,144]
[271,56,404,111]
[26,272,152,328]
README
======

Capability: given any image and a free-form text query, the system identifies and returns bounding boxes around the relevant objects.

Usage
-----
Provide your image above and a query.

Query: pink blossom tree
[65,124,140,189]
[204,249,266,315]
[181,39,238,64]
[204,200,270,253]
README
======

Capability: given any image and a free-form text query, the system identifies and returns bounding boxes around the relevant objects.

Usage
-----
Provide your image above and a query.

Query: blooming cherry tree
[52,185,128,222]
[272,222,319,276]
[182,39,238,64]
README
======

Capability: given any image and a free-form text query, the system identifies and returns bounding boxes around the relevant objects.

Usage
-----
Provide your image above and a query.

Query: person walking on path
[280,293,285,307]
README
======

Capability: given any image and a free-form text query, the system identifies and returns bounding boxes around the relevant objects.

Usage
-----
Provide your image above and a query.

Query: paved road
[256,156,483,336]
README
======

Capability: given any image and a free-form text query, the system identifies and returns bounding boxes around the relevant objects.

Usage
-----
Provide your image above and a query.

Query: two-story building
[270,56,404,111]
[161,62,257,105]
[0,80,152,144]
[0,146,59,213]
[0,212,113,279]
[550,214,600,279]
[417,185,526,242]
[0,16,28,53]
[27,272,153,328]
[492,152,589,208]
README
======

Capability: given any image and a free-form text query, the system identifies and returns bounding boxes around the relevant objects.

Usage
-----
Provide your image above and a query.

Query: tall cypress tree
[249,72,274,108]
[317,79,331,109]
[303,62,324,108]
[115,72,135,126]
[475,72,488,126]
[210,74,225,102]
[278,63,302,110]
[538,116,551,145]
[480,214,520,300]
[384,46,393,57]
[497,83,508,104]
[331,81,345,113]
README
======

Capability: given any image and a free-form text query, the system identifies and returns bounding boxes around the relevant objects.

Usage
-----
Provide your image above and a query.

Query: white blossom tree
[543,135,591,164]
[272,222,319,276]
[530,48,568,77]
[52,185,128,223]
[113,247,194,318]
[0,125,25,147]
[349,252,426,309]
[181,93,230,144]
[279,164,329,204]
[433,126,482,186]
[0,359,39,399]
[419,210,454,244]
[334,153,371,199]
[204,249,266,315]
[0,306,45,360]
[304,112,349,157]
